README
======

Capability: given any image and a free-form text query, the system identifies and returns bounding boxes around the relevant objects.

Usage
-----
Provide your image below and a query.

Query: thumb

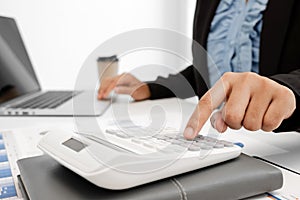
[210,110,227,133]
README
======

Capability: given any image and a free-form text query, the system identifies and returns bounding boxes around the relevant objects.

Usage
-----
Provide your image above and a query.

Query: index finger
[98,75,121,99]
[184,76,230,139]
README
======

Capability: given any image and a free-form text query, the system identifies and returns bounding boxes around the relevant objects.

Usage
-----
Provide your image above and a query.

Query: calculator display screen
[62,138,86,152]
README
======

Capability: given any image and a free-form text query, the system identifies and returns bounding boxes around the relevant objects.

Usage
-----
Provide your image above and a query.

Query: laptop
[0,16,110,116]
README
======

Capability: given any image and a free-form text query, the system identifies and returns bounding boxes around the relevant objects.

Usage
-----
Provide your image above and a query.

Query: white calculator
[38,126,243,190]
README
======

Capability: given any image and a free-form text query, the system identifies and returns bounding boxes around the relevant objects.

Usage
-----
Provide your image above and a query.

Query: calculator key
[106,129,117,135]
[195,135,205,140]
[192,142,204,147]
[153,140,169,146]
[177,138,188,142]
[179,141,194,147]
[213,143,224,149]
[219,140,234,147]
[115,132,131,139]
[155,135,169,140]
[199,143,213,150]
[178,143,191,148]
[204,141,216,146]
[234,142,244,148]
[204,137,218,143]
[171,140,181,145]
[164,135,177,139]
[188,145,201,151]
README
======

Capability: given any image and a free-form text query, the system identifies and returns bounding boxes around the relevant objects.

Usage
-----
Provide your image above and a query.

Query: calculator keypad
[105,127,235,154]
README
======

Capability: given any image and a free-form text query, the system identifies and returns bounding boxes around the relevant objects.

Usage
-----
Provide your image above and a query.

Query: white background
[0,0,196,90]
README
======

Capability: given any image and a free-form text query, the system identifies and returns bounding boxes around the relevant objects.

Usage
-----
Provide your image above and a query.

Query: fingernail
[210,117,216,128]
[213,119,217,129]
[184,127,194,138]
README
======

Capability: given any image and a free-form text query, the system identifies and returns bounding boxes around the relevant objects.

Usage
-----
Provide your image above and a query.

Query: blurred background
[0,0,196,90]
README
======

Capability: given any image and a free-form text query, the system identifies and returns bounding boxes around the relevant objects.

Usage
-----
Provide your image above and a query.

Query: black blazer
[147,0,300,132]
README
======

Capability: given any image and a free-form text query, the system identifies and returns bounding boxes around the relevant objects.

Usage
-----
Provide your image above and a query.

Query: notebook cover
[17,154,283,200]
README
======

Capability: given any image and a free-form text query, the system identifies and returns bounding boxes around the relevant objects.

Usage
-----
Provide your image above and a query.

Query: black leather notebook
[17,154,283,200]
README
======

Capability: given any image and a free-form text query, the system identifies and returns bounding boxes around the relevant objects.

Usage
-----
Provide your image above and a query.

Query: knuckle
[222,72,234,81]
[258,77,270,90]
[279,86,294,98]
[224,112,238,123]
[243,118,260,131]
[262,116,281,131]
[223,110,243,129]
[243,72,257,79]
[242,72,257,84]
[277,87,296,117]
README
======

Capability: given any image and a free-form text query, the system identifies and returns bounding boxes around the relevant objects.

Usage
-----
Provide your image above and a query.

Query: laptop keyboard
[9,91,79,109]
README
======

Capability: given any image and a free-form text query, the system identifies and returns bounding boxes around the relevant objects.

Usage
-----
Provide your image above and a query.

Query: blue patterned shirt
[207,0,269,87]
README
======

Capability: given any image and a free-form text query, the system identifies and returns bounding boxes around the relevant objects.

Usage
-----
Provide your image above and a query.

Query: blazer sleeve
[270,69,300,132]
[146,65,200,100]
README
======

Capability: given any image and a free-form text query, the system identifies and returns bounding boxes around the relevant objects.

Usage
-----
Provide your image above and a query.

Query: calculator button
[155,135,170,140]
[188,145,201,151]
[115,132,131,139]
[199,143,213,150]
[204,137,218,143]
[219,140,234,147]
[178,143,192,148]
[154,140,169,146]
[234,142,244,148]
[177,138,188,142]
[171,140,182,145]
[204,141,216,146]
[213,143,224,148]
[165,135,179,140]
[106,129,117,135]
[179,141,194,147]
[195,135,205,140]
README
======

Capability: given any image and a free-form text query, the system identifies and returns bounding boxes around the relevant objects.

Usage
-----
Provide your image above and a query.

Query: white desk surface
[0,97,299,199]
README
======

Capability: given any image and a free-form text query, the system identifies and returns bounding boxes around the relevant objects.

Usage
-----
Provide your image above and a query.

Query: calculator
[38,127,243,189]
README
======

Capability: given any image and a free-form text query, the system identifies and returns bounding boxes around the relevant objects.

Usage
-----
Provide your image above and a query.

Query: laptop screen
[0,16,40,105]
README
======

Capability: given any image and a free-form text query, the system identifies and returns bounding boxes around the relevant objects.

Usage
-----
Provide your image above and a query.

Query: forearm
[146,65,200,100]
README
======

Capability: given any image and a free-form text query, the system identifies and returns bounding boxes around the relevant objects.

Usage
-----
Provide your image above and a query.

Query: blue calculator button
[234,142,244,148]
